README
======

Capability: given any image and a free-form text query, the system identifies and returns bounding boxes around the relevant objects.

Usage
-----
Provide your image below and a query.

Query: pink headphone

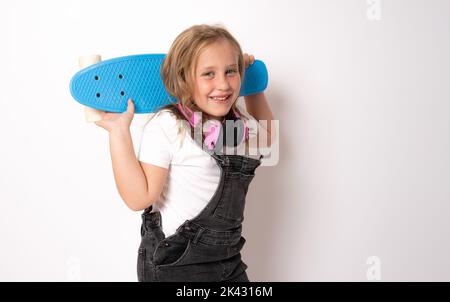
[176,102,249,152]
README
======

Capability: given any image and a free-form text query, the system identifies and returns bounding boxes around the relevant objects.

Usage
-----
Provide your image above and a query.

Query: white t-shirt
[137,109,259,237]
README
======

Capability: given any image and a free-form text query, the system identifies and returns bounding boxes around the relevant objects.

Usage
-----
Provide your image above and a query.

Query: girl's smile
[208,93,232,104]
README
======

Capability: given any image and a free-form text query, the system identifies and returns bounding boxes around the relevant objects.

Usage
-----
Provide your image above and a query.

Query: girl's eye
[202,69,237,77]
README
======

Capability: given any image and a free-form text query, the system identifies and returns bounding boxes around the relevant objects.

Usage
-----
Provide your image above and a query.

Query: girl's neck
[203,113,225,124]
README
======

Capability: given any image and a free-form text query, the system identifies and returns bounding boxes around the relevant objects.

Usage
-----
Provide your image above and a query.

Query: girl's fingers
[243,53,255,68]
[244,54,249,68]
[126,99,135,115]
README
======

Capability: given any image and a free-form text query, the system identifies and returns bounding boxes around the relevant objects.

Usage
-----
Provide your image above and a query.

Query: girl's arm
[95,99,167,211]
[242,54,275,148]
[244,92,274,147]
[109,128,168,211]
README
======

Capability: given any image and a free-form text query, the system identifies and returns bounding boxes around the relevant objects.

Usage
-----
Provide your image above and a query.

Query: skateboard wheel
[78,55,105,122]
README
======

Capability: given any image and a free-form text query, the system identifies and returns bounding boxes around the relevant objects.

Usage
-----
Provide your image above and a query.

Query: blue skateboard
[69,54,268,114]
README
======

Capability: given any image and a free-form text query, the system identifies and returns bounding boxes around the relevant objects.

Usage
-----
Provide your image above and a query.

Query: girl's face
[192,39,241,120]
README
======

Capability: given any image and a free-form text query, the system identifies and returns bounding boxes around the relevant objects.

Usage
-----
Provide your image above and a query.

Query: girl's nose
[215,75,231,90]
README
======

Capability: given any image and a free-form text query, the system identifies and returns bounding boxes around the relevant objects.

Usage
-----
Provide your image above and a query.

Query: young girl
[95,24,274,282]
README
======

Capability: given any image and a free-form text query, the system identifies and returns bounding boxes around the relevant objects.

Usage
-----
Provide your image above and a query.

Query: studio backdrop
[1,0,449,281]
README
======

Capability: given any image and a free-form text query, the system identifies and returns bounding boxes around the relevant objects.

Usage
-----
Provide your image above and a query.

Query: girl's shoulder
[150,108,178,126]
[142,108,186,144]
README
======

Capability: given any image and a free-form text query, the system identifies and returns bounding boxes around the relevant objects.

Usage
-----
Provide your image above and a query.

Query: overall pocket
[152,238,193,268]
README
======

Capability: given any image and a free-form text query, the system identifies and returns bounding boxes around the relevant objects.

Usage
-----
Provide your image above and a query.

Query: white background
[1,0,449,281]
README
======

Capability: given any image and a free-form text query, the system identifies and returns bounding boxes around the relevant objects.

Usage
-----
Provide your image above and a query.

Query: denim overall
[137,153,263,282]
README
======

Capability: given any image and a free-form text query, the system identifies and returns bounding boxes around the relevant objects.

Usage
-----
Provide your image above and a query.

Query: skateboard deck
[70,54,268,113]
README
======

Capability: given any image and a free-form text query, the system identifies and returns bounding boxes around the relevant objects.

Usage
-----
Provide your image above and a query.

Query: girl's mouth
[209,94,231,104]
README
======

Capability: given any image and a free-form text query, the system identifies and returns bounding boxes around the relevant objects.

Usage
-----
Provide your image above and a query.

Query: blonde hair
[144,24,248,146]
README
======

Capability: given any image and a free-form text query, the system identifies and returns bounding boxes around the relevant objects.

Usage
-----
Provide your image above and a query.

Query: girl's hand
[243,53,255,69]
[95,99,135,133]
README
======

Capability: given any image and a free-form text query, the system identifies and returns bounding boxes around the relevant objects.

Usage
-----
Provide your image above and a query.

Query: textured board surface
[70,54,268,113]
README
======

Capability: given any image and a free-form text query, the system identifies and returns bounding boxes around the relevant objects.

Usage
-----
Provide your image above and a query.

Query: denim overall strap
[188,154,263,230]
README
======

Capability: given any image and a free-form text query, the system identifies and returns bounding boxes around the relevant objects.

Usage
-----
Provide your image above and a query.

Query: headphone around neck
[176,102,249,153]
